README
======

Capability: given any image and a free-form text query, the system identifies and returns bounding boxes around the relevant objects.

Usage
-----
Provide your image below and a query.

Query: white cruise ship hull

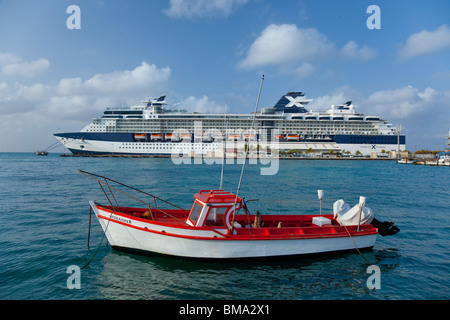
[55,135,404,157]
[54,135,222,156]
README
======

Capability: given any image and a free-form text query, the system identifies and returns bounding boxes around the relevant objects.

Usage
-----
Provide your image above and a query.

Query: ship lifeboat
[287,134,300,141]
[151,134,163,140]
[165,134,180,141]
[212,133,225,141]
[228,134,241,141]
[80,170,399,260]
[202,133,213,142]
[243,134,256,141]
[276,134,284,140]
[180,133,192,140]
[134,134,147,140]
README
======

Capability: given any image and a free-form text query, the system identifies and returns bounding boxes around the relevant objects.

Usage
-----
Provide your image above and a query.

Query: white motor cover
[333,199,374,226]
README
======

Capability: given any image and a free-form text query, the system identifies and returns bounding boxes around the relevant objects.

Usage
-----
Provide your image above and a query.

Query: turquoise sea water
[0,153,448,301]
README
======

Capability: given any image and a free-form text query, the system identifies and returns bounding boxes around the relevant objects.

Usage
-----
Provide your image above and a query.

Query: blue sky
[0,0,449,152]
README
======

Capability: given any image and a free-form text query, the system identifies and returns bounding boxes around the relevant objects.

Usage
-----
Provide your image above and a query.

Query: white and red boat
[82,171,399,260]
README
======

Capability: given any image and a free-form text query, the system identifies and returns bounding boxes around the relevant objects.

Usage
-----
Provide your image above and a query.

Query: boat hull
[91,202,378,260]
[109,232,377,260]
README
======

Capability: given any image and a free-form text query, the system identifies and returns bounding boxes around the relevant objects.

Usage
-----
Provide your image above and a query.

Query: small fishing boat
[81,170,399,260]
[397,158,415,164]
[437,154,450,166]
[80,77,399,260]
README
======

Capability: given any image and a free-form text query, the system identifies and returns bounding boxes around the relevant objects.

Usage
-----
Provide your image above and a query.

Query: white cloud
[238,24,377,77]
[0,53,21,65]
[0,82,51,114]
[340,41,377,62]
[432,70,450,80]
[365,86,437,119]
[239,24,334,69]
[308,85,364,111]
[309,85,447,150]
[397,24,450,60]
[165,0,248,18]
[0,81,9,94]
[311,85,438,121]
[55,77,83,96]
[0,61,171,119]
[178,95,225,113]
[85,62,171,96]
[293,62,316,79]
[0,53,50,78]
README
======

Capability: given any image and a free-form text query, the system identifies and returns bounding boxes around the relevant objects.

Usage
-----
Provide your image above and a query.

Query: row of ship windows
[112,121,375,126]
[102,130,380,135]
[283,131,377,134]
[97,118,378,122]
[94,128,381,135]
[121,143,215,147]
[89,127,378,132]
[350,137,397,141]
[112,122,376,126]
[107,126,378,132]
[93,121,381,128]
[117,128,378,132]
[277,123,373,126]
[122,143,214,146]
[118,146,215,150]
[97,119,381,123]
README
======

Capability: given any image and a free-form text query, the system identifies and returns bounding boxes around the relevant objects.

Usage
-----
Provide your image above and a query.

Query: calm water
[0,153,448,300]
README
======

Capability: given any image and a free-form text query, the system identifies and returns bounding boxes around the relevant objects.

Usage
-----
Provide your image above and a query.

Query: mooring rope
[336,217,373,265]
[81,204,113,270]
[40,141,61,152]
[81,179,118,270]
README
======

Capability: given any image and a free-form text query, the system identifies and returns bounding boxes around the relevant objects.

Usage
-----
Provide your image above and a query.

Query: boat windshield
[204,206,228,226]
[189,201,203,225]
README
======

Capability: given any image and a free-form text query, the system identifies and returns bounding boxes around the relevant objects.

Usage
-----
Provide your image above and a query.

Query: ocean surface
[0,152,448,301]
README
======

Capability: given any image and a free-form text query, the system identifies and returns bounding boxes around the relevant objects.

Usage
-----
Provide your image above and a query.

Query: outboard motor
[371,218,400,236]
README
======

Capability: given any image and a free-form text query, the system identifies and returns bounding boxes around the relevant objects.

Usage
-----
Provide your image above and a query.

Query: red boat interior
[98,203,377,236]
[94,189,379,237]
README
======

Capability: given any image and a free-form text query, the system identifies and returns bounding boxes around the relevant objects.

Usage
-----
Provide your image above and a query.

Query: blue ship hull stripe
[56,132,405,145]
[67,148,171,156]
[54,132,134,142]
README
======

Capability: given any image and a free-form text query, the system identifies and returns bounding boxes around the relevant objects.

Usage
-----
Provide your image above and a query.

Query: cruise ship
[54,92,405,157]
